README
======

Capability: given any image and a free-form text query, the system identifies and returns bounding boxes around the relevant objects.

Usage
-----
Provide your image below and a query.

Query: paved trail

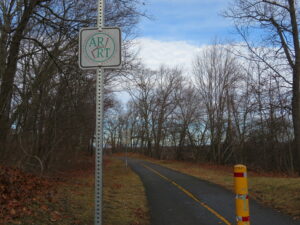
[126,158,300,225]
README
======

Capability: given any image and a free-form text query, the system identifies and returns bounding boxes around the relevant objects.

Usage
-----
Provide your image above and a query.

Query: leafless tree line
[105,43,295,172]
[0,0,144,172]
[0,0,299,174]
[105,0,300,173]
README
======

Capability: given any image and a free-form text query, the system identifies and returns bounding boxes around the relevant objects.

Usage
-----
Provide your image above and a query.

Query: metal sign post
[78,0,121,224]
[95,66,104,225]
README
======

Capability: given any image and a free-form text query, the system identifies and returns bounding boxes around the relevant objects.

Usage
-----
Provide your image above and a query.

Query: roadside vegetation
[103,1,300,176]
[1,0,300,223]
[0,155,150,225]
[103,157,150,225]
[120,153,300,219]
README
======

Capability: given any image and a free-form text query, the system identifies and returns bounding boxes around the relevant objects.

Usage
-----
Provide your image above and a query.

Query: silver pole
[125,128,128,168]
[95,68,104,225]
[95,0,104,225]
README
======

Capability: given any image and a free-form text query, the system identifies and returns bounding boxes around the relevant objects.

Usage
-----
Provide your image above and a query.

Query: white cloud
[115,38,206,104]
[132,38,204,75]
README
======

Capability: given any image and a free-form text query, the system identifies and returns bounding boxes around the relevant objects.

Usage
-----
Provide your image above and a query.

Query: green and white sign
[79,27,121,69]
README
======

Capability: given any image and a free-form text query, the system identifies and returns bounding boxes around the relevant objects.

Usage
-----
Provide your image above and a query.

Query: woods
[225,0,300,171]
[0,0,299,174]
[105,42,296,172]
[102,0,300,173]
[0,0,143,172]
[1,1,300,224]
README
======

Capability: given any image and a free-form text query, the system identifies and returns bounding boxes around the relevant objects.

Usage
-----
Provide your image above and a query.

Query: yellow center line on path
[142,163,232,225]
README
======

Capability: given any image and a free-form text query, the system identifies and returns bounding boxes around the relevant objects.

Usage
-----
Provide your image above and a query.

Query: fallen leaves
[50,211,62,222]
[133,207,147,219]
[10,208,16,216]
[0,165,56,224]
[0,155,150,225]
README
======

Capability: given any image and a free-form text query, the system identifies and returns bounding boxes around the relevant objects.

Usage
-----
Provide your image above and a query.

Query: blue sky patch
[138,0,235,44]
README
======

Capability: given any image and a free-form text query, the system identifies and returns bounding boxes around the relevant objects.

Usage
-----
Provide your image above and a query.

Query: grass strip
[14,156,149,225]
[103,157,150,225]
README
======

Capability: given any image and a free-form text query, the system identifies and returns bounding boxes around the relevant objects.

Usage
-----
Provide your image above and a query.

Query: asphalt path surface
[125,157,300,225]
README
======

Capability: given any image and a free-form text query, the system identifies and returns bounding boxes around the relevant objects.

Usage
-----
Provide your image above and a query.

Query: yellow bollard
[234,164,250,225]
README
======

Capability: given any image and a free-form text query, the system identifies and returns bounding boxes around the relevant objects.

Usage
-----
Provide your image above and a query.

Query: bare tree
[194,44,241,164]
[0,0,145,171]
[151,67,183,159]
[126,67,157,155]
[224,0,300,172]
[171,82,200,160]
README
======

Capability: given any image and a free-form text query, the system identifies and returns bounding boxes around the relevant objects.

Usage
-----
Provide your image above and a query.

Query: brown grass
[8,155,150,225]
[103,157,150,225]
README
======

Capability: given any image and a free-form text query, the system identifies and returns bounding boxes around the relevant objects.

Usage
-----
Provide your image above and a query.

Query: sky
[137,0,233,44]
[118,0,236,103]
[132,0,236,72]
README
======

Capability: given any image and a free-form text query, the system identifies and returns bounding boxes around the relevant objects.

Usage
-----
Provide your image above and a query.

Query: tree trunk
[292,65,300,172]
[0,0,40,151]
[288,0,300,173]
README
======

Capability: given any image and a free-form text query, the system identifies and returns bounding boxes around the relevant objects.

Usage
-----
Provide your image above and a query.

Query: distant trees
[171,82,200,160]
[151,67,183,158]
[126,67,156,155]
[98,0,298,174]
[107,41,295,172]
[124,66,183,158]
[3,0,297,174]
[194,44,241,164]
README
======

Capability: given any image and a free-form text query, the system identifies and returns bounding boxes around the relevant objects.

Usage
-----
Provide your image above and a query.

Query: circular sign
[84,32,115,63]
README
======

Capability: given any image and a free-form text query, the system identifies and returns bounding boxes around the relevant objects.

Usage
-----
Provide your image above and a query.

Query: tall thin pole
[95,68,104,225]
[95,0,104,225]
